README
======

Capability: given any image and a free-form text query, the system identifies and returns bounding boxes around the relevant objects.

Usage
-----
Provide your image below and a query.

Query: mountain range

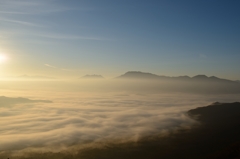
[115,71,237,83]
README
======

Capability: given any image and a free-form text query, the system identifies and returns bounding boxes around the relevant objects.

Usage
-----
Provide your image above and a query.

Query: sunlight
[0,54,8,63]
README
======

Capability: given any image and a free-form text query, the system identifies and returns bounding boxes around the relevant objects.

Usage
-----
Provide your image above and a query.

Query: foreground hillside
[77,102,240,159]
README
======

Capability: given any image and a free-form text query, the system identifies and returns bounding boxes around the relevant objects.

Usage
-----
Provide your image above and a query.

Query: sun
[0,54,8,63]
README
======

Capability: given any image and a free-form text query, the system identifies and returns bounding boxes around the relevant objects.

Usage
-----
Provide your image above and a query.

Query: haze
[0,0,240,158]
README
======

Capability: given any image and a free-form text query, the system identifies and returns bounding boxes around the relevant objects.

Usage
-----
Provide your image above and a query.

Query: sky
[0,0,240,80]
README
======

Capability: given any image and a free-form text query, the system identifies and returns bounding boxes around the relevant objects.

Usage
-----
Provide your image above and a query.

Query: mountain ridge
[115,71,236,83]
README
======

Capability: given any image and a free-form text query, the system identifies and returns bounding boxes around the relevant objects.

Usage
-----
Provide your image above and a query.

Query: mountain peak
[117,71,161,79]
[192,75,208,79]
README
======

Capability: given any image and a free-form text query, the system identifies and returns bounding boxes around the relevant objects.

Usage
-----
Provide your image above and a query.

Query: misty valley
[1,73,240,159]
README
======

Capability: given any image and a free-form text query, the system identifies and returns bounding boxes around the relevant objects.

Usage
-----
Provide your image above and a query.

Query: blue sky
[0,0,240,79]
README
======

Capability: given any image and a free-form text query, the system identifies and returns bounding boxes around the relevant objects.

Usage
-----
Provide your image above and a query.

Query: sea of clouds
[0,87,240,157]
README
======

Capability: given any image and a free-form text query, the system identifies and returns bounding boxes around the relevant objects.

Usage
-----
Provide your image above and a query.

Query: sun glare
[0,54,8,63]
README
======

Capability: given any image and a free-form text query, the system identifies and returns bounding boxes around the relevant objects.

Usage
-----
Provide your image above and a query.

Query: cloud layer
[0,89,240,157]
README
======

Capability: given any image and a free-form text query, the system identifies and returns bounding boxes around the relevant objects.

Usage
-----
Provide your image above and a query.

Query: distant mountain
[173,75,191,80]
[116,71,165,80]
[192,75,233,83]
[192,74,208,79]
[81,74,104,79]
[116,71,237,83]
[0,96,52,106]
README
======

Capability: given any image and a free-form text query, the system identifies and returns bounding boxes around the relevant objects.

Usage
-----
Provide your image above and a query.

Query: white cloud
[0,0,70,15]
[0,0,109,44]
[0,18,43,27]
[0,0,66,29]
[29,32,106,41]
[44,64,75,72]
[0,89,239,158]
[44,64,57,69]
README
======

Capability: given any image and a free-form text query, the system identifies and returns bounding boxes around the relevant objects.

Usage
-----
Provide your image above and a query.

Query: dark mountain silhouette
[81,74,104,79]
[116,71,237,83]
[186,102,240,159]
[192,75,234,83]
[113,71,240,94]
[116,71,166,80]
[188,102,240,127]
[192,74,208,79]
[77,102,240,159]
[173,75,191,80]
